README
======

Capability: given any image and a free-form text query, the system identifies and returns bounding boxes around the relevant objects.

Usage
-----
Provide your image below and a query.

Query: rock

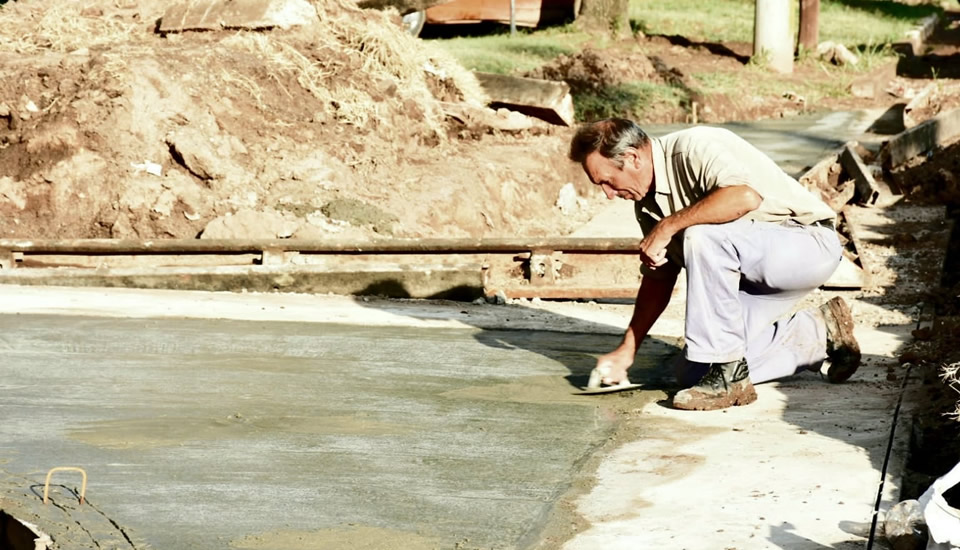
[25,124,79,155]
[885,499,927,550]
[817,41,859,66]
[782,90,806,105]
[201,208,301,239]
[111,213,138,239]
[555,182,580,215]
[167,129,226,181]
[487,290,508,305]
[0,177,27,210]
[152,189,178,217]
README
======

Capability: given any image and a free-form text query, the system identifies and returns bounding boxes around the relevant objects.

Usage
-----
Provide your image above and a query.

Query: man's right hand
[588,348,635,388]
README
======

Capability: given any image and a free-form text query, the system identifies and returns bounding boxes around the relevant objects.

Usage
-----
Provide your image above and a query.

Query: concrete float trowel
[575,364,643,395]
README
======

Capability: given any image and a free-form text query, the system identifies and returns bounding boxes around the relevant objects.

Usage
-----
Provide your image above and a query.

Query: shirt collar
[650,137,670,196]
[638,137,670,215]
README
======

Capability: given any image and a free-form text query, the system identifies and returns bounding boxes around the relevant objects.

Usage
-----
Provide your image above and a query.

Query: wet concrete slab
[0,283,917,550]
[0,310,678,549]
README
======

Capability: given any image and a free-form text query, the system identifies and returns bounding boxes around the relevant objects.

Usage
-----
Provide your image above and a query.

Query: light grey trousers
[677,218,842,385]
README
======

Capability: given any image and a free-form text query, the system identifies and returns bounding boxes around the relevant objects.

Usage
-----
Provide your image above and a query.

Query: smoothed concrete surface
[0,306,679,549]
[0,284,916,550]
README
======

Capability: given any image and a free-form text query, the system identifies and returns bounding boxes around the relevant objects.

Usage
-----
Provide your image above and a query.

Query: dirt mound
[0,0,598,241]
[525,47,659,95]
[891,139,960,206]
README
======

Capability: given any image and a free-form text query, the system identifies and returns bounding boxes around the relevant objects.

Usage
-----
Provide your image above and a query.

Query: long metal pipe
[0,238,643,255]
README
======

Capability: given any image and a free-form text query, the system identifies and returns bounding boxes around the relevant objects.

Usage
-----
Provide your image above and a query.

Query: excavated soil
[1,2,959,245]
[0,0,598,243]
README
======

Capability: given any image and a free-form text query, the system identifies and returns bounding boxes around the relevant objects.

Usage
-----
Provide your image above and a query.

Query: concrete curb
[894,12,941,57]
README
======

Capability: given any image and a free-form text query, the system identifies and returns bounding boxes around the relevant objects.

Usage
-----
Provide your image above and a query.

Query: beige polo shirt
[636,126,836,275]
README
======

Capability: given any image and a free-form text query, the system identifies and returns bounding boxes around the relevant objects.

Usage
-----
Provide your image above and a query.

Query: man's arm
[593,267,679,386]
[640,185,762,266]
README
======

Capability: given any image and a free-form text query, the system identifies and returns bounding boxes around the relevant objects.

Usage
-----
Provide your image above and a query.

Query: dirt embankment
[2,1,960,246]
[0,0,597,242]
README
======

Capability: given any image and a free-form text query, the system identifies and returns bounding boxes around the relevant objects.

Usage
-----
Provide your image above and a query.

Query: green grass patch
[429,25,591,74]
[429,0,942,122]
[574,81,684,121]
[820,0,940,46]
[630,0,755,42]
[630,0,940,46]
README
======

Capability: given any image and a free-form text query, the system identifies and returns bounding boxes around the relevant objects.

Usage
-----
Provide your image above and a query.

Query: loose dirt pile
[525,47,659,95]
[0,0,598,242]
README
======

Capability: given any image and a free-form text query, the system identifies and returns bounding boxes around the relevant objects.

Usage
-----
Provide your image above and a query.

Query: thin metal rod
[43,466,88,505]
[0,238,643,255]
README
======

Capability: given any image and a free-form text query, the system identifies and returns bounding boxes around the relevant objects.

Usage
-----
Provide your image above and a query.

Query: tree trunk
[577,0,630,38]
[798,0,820,53]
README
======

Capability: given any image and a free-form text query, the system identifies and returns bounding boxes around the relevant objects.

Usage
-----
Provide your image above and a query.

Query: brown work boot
[673,359,757,411]
[819,296,861,383]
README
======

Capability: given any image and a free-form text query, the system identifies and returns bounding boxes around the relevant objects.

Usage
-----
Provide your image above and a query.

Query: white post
[510,0,517,36]
[754,0,793,74]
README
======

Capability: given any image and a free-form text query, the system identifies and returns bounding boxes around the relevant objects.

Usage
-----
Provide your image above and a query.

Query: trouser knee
[682,224,726,260]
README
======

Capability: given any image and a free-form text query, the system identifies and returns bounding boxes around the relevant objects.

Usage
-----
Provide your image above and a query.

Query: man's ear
[622,147,641,170]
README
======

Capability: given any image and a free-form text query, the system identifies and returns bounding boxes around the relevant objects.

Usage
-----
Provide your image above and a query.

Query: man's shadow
[353,279,683,392]
[469,318,683,391]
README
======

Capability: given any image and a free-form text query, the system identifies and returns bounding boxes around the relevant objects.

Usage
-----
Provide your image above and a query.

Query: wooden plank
[822,254,866,289]
[159,0,315,33]
[883,107,960,168]
[839,142,892,206]
[839,207,873,289]
[473,72,575,126]
[902,82,937,129]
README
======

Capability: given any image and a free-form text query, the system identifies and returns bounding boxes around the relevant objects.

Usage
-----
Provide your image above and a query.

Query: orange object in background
[402,0,580,35]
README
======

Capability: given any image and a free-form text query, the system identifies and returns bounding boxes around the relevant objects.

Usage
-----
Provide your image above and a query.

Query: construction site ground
[3,0,960,549]
[2,110,959,548]
[0,198,945,549]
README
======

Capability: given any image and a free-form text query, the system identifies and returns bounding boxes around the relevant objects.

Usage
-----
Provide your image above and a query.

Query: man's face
[582,147,654,201]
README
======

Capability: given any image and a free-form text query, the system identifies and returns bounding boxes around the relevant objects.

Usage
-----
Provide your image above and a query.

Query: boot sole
[673,382,758,411]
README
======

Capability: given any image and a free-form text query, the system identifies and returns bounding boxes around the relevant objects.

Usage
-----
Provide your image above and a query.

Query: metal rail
[0,237,646,300]
[0,237,643,255]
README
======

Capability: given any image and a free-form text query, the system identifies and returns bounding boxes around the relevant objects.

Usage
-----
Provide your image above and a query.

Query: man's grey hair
[568,118,650,168]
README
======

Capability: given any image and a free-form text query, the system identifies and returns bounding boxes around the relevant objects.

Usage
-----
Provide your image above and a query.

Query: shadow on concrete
[769,521,867,549]
[353,279,682,393]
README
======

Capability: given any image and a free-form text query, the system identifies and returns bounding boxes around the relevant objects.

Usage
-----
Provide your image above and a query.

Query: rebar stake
[43,466,87,505]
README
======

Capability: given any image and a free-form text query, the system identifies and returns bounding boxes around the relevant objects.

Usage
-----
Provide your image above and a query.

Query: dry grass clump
[222,0,486,132]
[0,3,139,54]
[314,0,487,106]
[223,32,383,127]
